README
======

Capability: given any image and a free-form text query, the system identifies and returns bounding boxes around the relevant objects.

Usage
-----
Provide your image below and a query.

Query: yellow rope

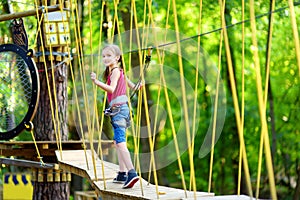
[255,0,275,198]
[237,0,246,195]
[136,87,145,196]
[141,0,148,48]
[189,0,202,192]
[95,0,107,189]
[158,51,188,197]
[34,0,60,152]
[33,11,44,50]
[128,2,142,183]
[97,93,108,189]
[85,0,99,182]
[172,0,196,197]
[249,0,277,199]
[147,74,162,185]
[129,1,139,165]
[50,0,64,160]
[147,0,171,187]
[57,0,89,168]
[24,123,45,166]
[208,0,225,194]
[221,0,253,197]
[130,0,153,196]
[67,0,96,176]
[70,0,90,170]
[113,0,145,195]
[288,0,300,76]
[129,0,149,196]
[142,1,161,198]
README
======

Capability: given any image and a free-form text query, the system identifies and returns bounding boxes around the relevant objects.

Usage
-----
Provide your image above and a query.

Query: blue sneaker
[113,172,127,184]
[123,169,139,189]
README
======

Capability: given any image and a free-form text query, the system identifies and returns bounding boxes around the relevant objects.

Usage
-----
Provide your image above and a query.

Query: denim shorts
[111,103,131,144]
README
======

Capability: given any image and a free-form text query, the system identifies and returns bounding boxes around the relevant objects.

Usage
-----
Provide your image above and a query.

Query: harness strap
[109,95,128,107]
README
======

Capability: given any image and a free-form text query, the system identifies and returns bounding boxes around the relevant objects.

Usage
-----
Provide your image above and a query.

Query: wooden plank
[0,140,113,146]
[197,195,256,200]
[0,140,113,158]
[0,158,56,169]
[56,150,214,200]
[75,191,97,200]
[94,179,213,200]
[55,150,117,181]
[0,5,61,22]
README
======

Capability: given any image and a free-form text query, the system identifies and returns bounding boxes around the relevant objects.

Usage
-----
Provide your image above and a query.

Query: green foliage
[0,0,299,199]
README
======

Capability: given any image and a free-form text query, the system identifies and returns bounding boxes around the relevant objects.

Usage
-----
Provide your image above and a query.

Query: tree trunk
[33,182,70,200]
[33,62,68,141]
[32,0,70,199]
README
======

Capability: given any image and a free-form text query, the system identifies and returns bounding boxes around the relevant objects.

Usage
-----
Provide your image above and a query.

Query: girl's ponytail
[103,66,110,82]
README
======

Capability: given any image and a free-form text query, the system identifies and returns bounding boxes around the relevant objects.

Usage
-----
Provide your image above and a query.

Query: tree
[32,0,70,199]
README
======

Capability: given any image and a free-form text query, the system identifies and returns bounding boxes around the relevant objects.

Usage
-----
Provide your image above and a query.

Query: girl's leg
[113,141,127,183]
[117,141,139,188]
[114,141,126,172]
[115,142,134,171]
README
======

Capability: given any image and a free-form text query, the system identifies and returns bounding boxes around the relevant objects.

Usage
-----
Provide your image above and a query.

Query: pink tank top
[107,69,128,106]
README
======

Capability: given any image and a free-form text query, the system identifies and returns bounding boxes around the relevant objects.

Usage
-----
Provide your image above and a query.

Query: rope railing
[249,0,277,199]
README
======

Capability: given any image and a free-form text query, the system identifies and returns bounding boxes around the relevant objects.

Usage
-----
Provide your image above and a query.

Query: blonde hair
[102,44,122,57]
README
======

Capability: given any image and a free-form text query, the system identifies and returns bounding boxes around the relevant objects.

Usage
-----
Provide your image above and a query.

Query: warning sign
[44,11,70,47]
[3,174,33,200]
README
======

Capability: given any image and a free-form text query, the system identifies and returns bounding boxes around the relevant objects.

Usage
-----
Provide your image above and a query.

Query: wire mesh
[0,51,32,132]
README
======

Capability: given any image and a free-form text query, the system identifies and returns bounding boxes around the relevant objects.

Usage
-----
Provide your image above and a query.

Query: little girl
[90,44,139,189]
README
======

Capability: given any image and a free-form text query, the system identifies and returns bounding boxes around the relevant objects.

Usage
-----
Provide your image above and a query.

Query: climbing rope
[237,0,246,196]
[33,0,60,154]
[288,0,300,76]
[25,122,45,166]
[220,0,254,197]
[208,0,225,194]
[256,0,275,198]
[172,0,196,197]
[249,0,277,199]
[190,0,202,193]
[45,0,63,160]
[95,0,108,189]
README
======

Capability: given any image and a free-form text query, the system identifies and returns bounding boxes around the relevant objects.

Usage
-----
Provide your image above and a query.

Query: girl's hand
[90,72,96,81]
[137,81,144,90]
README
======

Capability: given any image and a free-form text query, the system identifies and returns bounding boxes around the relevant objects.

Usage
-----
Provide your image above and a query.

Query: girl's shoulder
[110,67,121,75]
[109,67,122,81]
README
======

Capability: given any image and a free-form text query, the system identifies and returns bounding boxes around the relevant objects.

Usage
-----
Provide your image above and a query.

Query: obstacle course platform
[55,150,214,199]
[56,150,256,200]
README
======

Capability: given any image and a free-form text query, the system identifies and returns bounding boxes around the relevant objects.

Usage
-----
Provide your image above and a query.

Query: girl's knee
[116,142,128,149]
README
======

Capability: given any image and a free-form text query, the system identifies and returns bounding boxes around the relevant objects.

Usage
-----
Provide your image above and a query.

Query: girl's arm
[126,77,143,89]
[126,78,135,89]
[90,70,120,93]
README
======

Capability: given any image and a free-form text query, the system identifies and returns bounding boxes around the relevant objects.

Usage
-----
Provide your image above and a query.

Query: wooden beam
[0,140,114,158]
[0,157,55,169]
[0,4,61,22]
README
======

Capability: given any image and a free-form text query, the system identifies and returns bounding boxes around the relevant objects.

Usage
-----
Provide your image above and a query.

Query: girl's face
[102,48,119,67]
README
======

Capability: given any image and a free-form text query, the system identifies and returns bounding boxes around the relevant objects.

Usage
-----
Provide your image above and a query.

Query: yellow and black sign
[3,174,33,200]
[44,11,70,47]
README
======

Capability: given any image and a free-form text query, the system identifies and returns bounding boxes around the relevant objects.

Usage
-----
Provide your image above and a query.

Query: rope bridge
[0,0,299,199]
